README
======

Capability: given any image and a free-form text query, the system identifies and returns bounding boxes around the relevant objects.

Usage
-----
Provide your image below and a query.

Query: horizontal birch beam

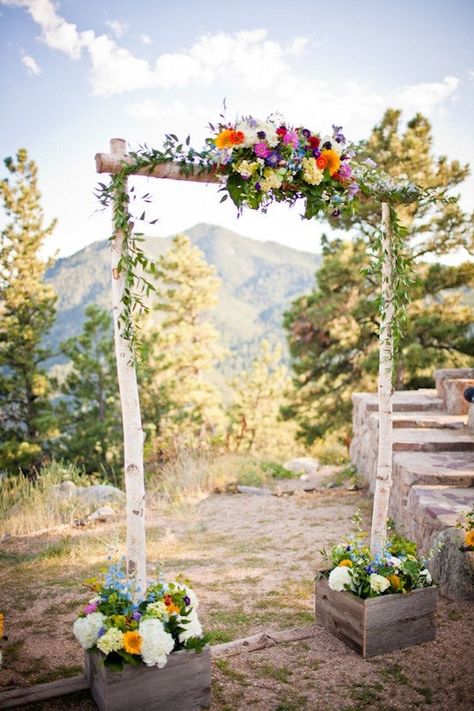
[95,143,219,183]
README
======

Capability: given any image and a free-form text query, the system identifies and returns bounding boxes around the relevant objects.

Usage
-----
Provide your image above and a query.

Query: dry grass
[0,462,99,538]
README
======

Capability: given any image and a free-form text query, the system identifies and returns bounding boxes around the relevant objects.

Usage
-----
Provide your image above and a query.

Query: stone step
[389,452,474,533]
[405,485,474,600]
[434,368,474,400]
[388,412,466,429]
[353,389,443,414]
[392,427,474,452]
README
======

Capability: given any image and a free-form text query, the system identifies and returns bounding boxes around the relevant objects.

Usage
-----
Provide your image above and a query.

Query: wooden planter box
[84,647,211,711]
[315,576,437,658]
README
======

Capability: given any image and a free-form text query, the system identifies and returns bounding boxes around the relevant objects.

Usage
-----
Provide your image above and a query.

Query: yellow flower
[166,602,181,616]
[301,157,324,185]
[122,630,142,655]
[387,573,400,590]
[338,559,353,567]
[321,149,341,176]
[260,168,283,192]
[465,530,474,548]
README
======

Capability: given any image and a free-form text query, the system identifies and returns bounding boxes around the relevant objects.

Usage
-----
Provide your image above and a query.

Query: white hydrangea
[235,119,279,148]
[369,574,390,594]
[175,584,199,610]
[96,627,123,655]
[419,568,432,585]
[139,618,174,668]
[146,600,168,620]
[73,612,105,649]
[387,555,402,568]
[328,566,352,592]
[178,608,203,644]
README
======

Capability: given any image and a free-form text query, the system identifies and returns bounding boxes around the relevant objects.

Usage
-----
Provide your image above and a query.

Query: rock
[76,484,125,506]
[299,474,309,482]
[346,483,360,491]
[429,528,474,601]
[52,480,77,499]
[87,506,117,523]
[283,457,319,476]
[236,485,273,496]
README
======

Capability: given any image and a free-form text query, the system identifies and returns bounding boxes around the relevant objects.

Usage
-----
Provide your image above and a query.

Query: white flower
[96,627,123,654]
[139,618,174,668]
[328,566,352,592]
[387,555,402,568]
[73,612,105,649]
[419,568,432,585]
[369,574,390,594]
[178,608,203,643]
[176,584,198,610]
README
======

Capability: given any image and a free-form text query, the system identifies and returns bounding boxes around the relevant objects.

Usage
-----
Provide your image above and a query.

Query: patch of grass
[258,663,293,684]
[379,663,410,685]
[215,658,250,685]
[207,629,234,644]
[3,638,26,666]
[447,608,462,621]
[415,687,433,704]
[349,681,384,708]
[275,694,308,710]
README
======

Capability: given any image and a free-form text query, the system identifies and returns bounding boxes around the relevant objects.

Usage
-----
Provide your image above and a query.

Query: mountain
[45,223,321,372]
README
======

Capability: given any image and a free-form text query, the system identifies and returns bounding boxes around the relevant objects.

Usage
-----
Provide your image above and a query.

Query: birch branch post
[109,138,147,597]
[370,202,394,555]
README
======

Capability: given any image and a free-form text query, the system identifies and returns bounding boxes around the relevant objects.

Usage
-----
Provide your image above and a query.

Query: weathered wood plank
[86,647,212,711]
[315,577,437,658]
[0,674,88,709]
[211,626,316,657]
[95,152,219,183]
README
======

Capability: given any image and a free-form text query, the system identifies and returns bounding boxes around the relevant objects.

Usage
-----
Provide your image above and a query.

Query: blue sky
[1,0,473,258]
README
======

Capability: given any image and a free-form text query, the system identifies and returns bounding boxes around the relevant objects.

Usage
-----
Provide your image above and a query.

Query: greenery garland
[96,117,454,371]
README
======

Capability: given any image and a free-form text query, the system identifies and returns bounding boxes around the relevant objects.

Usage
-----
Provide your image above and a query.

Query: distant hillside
[46,223,321,372]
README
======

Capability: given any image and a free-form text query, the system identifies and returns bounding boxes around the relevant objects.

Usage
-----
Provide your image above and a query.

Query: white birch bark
[109,138,147,598]
[370,202,394,556]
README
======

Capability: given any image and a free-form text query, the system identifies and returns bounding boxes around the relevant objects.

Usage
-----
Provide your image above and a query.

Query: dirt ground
[1,480,473,711]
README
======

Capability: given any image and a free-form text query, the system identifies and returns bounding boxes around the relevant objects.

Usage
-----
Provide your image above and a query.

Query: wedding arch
[94,116,445,597]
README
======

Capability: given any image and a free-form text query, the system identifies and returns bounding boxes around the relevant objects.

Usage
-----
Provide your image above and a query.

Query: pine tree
[284,111,474,445]
[141,234,226,456]
[227,340,297,457]
[0,149,57,473]
[56,305,122,477]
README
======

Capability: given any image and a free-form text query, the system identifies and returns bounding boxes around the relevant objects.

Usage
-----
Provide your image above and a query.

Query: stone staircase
[350,369,474,600]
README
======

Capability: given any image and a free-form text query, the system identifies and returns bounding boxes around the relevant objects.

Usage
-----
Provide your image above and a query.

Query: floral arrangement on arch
[73,562,207,670]
[209,115,361,219]
[321,514,435,599]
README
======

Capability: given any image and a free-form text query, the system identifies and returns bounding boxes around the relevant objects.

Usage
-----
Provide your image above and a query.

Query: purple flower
[254,142,270,158]
[365,565,376,574]
[184,596,191,606]
[338,163,352,179]
[257,130,266,139]
[332,125,346,144]
[84,602,98,615]
[98,626,106,638]
[265,150,281,167]
[301,128,311,138]
[364,158,377,169]
[283,131,299,148]
[255,182,261,191]
[331,209,341,218]
[312,148,321,158]
[348,182,359,197]
[132,611,142,621]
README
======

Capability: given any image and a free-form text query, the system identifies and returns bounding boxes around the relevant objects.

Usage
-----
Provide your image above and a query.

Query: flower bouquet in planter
[74,562,211,711]
[315,516,437,658]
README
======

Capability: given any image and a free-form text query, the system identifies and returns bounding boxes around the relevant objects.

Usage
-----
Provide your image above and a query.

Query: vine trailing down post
[95,115,449,587]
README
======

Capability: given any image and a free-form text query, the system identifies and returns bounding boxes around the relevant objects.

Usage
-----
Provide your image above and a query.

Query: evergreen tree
[227,340,297,457]
[56,305,122,477]
[0,149,57,473]
[141,235,226,455]
[284,111,474,445]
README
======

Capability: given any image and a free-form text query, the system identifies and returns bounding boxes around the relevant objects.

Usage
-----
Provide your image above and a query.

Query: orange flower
[122,630,142,655]
[338,559,353,567]
[321,149,341,176]
[387,574,400,590]
[316,155,327,170]
[214,129,244,149]
[465,530,474,548]
[166,602,181,615]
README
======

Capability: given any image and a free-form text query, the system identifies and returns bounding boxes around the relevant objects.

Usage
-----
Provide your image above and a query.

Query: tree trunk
[109,138,147,598]
[370,202,394,556]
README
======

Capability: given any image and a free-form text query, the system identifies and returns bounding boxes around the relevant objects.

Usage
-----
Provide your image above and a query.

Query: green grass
[258,663,293,684]
[379,663,410,685]
[215,658,250,685]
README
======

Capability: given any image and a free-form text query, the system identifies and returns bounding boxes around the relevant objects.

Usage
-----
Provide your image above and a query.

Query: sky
[1,0,473,258]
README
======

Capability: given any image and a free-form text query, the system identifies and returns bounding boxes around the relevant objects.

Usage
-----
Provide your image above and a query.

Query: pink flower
[283,131,299,148]
[338,163,352,179]
[254,142,270,158]
[84,602,98,615]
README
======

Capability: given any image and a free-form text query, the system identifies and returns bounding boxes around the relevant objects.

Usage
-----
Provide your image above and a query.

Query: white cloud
[140,34,151,45]
[105,19,128,39]
[395,75,460,114]
[21,53,40,75]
